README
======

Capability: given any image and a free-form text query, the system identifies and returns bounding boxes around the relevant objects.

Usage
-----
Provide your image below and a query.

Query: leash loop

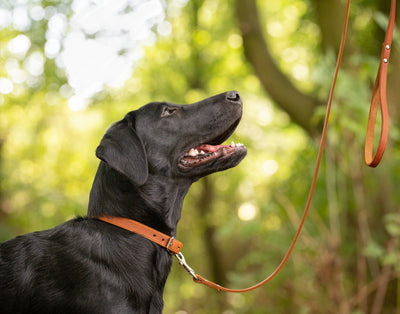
[364,0,396,167]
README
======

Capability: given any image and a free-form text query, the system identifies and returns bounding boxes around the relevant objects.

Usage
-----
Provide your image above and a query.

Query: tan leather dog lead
[364,0,396,167]
[191,0,352,293]
[97,0,396,293]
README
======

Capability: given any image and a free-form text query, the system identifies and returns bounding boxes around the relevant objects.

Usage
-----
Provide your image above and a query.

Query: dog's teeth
[230,141,244,148]
[200,150,205,155]
[188,148,199,156]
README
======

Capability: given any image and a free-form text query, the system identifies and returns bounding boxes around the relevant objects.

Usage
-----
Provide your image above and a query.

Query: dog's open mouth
[180,142,245,167]
[179,118,246,169]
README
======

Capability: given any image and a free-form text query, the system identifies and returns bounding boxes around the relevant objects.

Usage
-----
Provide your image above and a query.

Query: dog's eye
[161,106,177,117]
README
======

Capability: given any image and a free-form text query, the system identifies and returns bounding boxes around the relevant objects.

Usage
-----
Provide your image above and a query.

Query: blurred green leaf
[363,240,384,259]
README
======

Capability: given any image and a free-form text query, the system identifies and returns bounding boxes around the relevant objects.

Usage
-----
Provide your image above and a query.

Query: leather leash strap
[97,216,183,255]
[364,0,396,167]
[191,0,351,293]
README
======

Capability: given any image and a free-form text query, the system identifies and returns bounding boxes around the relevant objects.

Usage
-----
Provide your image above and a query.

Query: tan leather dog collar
[97,216,183,255]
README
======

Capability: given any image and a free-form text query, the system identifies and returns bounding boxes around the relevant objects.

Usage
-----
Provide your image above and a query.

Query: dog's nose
[226,91,241,103]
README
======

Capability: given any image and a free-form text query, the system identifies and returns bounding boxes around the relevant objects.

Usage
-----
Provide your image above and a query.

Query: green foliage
[1,0,399,313]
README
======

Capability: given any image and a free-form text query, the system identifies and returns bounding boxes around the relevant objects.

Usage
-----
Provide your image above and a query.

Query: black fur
[0,91,246,313]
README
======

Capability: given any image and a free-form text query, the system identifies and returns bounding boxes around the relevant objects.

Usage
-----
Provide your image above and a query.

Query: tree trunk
[311,0,347,54]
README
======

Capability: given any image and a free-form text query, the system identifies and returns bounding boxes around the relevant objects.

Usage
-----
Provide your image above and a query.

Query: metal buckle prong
[166,237,175,254]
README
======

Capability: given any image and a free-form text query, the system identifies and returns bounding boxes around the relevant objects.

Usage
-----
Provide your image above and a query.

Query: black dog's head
[95,91,247,186]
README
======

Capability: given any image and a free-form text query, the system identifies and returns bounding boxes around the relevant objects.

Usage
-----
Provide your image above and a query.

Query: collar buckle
[166,237,176,254]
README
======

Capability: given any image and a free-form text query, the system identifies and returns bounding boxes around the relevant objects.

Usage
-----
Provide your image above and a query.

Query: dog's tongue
[195,144,226,152]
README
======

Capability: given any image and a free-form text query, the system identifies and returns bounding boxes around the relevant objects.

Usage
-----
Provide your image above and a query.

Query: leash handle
[364,0,396,167]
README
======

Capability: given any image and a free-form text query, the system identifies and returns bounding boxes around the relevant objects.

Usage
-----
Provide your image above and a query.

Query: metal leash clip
[174,252,198,280]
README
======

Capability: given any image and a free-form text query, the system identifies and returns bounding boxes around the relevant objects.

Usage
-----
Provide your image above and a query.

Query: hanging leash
[192,0,352,292]
[364,0,396,167]
[97,0,396,293]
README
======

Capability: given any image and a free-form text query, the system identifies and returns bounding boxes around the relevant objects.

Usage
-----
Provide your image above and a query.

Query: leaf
[382,252,399,267]
[363,241,384,258]
[384,213,400,237]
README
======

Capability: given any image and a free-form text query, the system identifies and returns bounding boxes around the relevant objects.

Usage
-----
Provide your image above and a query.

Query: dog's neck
[88,162,192,236]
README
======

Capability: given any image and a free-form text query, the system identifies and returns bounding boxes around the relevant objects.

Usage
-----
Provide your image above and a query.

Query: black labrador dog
[0,91,247,313]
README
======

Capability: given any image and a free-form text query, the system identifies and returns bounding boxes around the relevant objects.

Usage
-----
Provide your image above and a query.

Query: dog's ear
[95,120,148,186]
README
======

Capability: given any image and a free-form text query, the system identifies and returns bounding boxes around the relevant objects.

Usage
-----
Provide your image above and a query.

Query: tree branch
[235,0,322,134]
